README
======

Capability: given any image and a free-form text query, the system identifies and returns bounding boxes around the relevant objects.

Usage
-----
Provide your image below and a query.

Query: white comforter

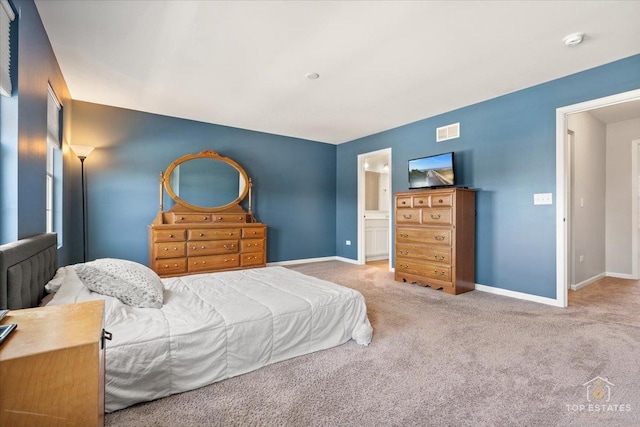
[50,266,372,412]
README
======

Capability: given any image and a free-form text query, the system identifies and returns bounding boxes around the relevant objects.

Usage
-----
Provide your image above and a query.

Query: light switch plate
[534,193,553,205]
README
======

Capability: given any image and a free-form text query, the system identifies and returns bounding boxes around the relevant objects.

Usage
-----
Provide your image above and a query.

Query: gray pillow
[75,258,164,308]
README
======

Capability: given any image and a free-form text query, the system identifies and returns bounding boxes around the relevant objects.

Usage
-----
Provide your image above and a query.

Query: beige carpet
[106,262,640,426]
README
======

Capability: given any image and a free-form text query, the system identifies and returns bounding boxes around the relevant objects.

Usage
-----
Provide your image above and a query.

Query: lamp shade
[69,145,95,159]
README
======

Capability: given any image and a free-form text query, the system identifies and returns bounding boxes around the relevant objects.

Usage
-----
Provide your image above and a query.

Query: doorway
[357,148,392,270]
[556,88,640,307]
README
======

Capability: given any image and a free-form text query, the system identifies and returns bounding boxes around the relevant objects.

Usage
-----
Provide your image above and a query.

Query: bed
[0,234,372,412]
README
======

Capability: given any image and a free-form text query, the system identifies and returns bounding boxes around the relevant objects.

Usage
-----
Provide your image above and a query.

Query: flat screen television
[408,152,455,189]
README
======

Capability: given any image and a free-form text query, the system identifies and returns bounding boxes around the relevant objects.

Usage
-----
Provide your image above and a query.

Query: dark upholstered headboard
[0,233,58,309]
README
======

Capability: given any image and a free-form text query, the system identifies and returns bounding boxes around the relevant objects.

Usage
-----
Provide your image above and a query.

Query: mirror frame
[163,149,250,212]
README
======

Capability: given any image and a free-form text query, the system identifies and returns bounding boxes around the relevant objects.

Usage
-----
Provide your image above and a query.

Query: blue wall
[0,0,77,266]
[336,54,640,299]
[70,101,337,265]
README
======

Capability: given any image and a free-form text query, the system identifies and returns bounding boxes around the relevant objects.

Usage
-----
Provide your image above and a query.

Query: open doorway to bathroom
[357,148,392,270]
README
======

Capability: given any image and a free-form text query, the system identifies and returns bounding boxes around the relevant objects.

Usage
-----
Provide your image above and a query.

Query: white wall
[568,112,607,284]
[605,117,640,275]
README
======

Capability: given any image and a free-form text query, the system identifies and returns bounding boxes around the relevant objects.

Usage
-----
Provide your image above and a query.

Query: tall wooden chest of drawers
[394,188,475,295]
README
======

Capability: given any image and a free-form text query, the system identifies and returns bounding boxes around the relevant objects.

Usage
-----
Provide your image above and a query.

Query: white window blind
[47,85,62,147]
[0,0,15,97]
[46,84,63,245]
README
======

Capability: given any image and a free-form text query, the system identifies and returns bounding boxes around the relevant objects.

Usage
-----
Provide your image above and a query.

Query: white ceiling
[588,99,640,124]
[35,1,640,144]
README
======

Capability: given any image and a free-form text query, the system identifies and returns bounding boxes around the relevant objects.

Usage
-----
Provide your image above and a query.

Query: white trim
[357,147,392,271]
[475,283,563,307]
[632,139,640,279]
[606,272,635,280]
[267,256,359,267]
[556,89,640,308]
[570,272,606,291]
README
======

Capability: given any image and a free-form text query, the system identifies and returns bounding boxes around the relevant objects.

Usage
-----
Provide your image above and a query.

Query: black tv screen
[408,152,455,189]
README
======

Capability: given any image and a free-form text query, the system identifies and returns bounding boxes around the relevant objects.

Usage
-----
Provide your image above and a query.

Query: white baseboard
[606,272,635,280]
[570,272,606,291]
[267,256,360,267]
[365,255,388,261]
[474,283,563,307]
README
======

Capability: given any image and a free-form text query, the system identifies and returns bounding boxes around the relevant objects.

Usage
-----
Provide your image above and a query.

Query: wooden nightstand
[0,300,106,427]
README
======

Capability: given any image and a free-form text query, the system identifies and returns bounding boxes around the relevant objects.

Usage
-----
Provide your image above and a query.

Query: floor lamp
[69,145,95,262]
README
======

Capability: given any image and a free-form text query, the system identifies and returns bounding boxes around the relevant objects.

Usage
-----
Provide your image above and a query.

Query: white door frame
[357,147,392,269]
[631,139,640,279]
[555,88,640,307]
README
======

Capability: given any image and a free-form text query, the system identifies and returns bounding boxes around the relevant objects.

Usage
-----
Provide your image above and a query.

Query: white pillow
[45,267,67,293]
[75,258,164,308]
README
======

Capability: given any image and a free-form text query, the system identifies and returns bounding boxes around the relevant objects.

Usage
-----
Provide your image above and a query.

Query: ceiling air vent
[436,122,460,142]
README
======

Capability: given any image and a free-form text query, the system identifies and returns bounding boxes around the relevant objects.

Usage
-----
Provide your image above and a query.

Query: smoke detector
[563,32,585,46]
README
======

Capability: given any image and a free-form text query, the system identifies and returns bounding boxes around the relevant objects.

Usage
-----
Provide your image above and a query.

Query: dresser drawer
[212,214,248,223]
[154,242,186,259]
[242,227,266,238]
[396,228,451,246]
[421,208,452,225]
[424,263,451,282]
[241,239,264,253]
[153,229,186,243]
[395,258,427,276]
[188,228,241,240]
[241,252,264,266]
[396,244,451,264]
[154,258,187,275]
[396,197,412,208]
[413,196,429,207]
[396,209,421,224]
[188,254,240,272]
[430,193,453,207]
[187,239,238,256]
[172,213,212,223]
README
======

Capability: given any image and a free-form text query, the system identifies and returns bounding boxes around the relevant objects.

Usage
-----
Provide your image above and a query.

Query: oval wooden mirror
[163,150,250,212]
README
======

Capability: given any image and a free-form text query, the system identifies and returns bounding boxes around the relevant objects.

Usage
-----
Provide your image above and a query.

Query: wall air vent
[436,122,460,142]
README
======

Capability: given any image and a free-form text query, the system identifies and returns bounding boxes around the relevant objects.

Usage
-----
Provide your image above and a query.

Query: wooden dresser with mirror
[149,150,267,277]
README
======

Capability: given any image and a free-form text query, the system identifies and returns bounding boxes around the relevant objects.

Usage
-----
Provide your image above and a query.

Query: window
[0,0,15,97]
[46,84,63,247]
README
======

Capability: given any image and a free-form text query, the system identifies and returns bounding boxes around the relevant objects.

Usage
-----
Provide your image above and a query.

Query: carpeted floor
[106,262,640,426]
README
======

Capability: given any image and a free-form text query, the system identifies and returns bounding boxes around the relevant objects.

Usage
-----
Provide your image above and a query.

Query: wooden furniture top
[0,300,104,362]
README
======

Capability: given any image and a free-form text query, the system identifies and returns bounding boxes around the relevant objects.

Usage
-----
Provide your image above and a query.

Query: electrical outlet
[579,255,584,263]
[346,240,351,246]
[533,193,553,205]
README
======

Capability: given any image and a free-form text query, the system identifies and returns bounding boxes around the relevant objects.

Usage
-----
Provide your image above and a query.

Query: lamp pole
[69,145,94,263]
[79,155,87,262]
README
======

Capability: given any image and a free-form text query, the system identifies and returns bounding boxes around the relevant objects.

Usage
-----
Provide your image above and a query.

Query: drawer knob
[174,264,178,267]
[401,201,406,205]
[203,216,208,220]
[435,235,445,241]
[400,250,408,255]
[238,216,243,220]
[403,214,412,219]
[180,217,185,220]
[218,217,223,220]
[435,255,444,260]
[418,200,423,204]
[164,248,168,251]
[229,232,234,236]
[252,231,257,234]
[223,244,235,249]
[438,199,443,203]
[169,234,174,238]
[400,264,408,269]
[163,264,169,268]
[400,233,409,238]
[431,214,441,219]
